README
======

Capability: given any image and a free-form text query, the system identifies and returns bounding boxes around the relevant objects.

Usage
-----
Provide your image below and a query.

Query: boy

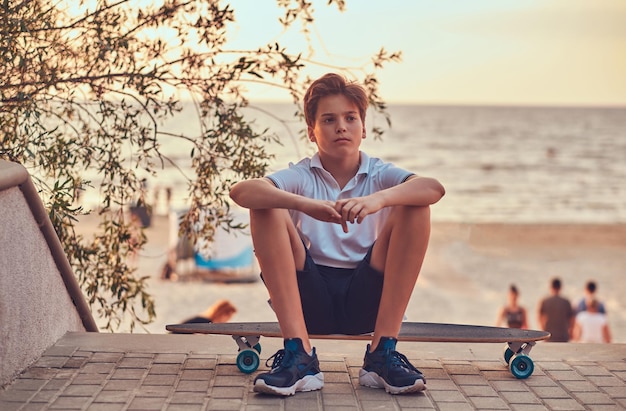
[229,73,445,395]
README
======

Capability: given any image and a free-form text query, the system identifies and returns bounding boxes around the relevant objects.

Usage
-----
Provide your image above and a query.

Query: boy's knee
[387,206,431,237]
[394,205,430,224]
[250,208,301,242]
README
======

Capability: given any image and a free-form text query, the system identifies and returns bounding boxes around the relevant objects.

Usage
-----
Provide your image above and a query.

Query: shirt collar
[310,151,370,175]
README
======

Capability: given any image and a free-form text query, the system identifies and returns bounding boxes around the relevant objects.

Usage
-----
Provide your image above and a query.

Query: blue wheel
[509,354,534,379]
[503,347,515,364]
[236,349,260,374]
[253,343,262,355]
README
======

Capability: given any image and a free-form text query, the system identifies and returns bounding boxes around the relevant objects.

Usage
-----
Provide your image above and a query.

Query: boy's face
[308,94,365,161]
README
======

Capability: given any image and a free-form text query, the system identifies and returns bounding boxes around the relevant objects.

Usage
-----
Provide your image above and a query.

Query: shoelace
[386,349,420,373]
[265,349,294,371]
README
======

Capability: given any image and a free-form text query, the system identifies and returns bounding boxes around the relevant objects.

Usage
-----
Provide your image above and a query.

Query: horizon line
[236,100,626,110]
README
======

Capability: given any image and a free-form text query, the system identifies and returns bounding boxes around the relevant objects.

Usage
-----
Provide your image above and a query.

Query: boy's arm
[335,175,445,225]
[230,178,300,210]
[376,175,445,208]
[230,178,343,224]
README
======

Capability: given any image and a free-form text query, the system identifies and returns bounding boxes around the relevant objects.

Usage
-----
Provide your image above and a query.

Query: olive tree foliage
[0,0,400,331]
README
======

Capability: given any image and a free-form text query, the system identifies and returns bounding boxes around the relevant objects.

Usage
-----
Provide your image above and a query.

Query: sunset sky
[229,0,626,106]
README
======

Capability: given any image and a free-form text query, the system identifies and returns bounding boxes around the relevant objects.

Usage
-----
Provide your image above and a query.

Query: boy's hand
[300,199,344,227]
[334,195,383,233]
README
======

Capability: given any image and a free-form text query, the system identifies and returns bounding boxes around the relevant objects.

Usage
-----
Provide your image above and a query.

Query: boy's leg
[358,205,431,394]
[249,208,311,351]
[250,208,324,396]
[369,205,431,347]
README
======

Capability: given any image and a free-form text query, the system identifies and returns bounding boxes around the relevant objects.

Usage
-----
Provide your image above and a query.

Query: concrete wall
[0,160,97,388]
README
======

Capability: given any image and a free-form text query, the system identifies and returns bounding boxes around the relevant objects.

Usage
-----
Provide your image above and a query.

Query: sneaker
[253,338,324,396]
[359,337,426,394]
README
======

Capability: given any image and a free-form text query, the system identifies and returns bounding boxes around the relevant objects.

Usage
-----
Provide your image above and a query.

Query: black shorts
[294,245,384,335]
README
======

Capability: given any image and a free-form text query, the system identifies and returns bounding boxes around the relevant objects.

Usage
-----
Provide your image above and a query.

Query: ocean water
[86,103,626,224]
[357,105,626,223]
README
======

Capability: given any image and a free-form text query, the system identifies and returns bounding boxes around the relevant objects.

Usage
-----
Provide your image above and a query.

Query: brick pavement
[1,333,625,410]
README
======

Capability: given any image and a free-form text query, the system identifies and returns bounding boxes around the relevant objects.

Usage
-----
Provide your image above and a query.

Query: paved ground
[1,333,625,410]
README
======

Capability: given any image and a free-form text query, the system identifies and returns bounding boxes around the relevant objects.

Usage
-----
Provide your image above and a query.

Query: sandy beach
[76,214,626,343]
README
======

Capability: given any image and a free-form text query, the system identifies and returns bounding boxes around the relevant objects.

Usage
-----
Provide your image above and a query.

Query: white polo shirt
[267,151,413,268]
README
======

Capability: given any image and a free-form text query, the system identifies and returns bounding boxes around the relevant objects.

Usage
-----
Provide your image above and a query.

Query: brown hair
[303,73,369,128]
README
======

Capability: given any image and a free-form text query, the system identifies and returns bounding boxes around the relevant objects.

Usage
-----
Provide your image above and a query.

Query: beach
[76,214,626,343]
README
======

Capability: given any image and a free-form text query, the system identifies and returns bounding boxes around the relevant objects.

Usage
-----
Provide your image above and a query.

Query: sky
[229,0,626,106]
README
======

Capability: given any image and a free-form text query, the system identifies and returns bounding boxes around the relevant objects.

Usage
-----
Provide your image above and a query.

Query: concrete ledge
[0,160,97,388]
[0,160,29,191]
[0,160,96,332]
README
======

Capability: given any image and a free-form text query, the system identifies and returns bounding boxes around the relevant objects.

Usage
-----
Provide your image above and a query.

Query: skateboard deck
[166,321,549,379]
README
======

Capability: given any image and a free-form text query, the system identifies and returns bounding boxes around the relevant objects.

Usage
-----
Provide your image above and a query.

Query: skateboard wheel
[509,354,534,379]
[236,349,260,374]
[253,343,262,354]
[503,347,515,364]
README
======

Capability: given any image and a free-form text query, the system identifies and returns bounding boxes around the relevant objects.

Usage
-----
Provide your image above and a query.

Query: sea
[106,103,626,224]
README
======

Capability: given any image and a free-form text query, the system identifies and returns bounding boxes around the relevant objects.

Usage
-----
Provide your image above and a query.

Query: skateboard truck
[232,334,262,374]
[507,340,535,356]
[232,334,261,352]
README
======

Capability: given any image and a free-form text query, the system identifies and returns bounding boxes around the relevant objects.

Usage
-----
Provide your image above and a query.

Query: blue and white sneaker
[253,338,324,396]
[359,337,426,394]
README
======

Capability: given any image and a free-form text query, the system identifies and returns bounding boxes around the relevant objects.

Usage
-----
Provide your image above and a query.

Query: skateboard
[166,321,550,379]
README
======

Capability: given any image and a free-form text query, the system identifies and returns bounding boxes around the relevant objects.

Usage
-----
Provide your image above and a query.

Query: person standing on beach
[496,284,528,329]
[538,277,574,342]
[229,73,445,396]
[574,280,606,315]
[572,299,612,343]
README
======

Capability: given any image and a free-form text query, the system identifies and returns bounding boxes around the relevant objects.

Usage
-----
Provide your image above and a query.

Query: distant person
[538,278,574,342]
[160,260,175,280]
[572,299,611,343]
[575,280,606,314]
[496,284,528,329]
[165,187,172,211]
